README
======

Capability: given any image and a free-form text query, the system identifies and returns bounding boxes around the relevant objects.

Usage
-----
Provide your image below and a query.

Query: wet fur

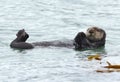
[10,29,34,49]
[10,29,74,49]
[10,27,106,50]
[74,27,106,50]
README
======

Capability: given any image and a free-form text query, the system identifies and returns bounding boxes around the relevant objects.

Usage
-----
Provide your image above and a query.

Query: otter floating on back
[74,27,106,50]
[10,27,106,50]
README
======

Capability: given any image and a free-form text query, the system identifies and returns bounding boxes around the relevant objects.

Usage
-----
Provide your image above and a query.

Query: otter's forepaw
[78,32,86,38]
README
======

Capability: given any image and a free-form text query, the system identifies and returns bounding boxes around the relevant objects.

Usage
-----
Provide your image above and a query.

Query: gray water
[0,0,120,82]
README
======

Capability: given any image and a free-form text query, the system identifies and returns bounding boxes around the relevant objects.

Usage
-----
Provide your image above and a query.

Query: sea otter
[74,27,106,50]
[10,27,106,50]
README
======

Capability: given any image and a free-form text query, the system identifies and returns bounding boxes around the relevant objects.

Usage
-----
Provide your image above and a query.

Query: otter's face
[86,27,105,41]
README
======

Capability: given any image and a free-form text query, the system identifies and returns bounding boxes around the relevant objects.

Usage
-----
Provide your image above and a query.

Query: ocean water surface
[0,0,120,82]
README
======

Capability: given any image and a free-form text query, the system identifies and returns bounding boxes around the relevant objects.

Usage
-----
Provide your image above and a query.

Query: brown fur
[74,27,106,50]
[86,27,106,41]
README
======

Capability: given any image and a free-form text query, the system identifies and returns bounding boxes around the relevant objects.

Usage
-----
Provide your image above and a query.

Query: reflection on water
[0,0,120,82]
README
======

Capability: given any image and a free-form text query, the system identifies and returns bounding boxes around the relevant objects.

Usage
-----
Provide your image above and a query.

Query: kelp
[87,54,120,73]
[96,69,120,73]
[104,61,120,69]
[96,61,120,73]
[88,54,101,61]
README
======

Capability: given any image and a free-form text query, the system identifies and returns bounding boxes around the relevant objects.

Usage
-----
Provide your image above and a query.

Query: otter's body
[32,40,74,48]
[10,27,106,50]
[10,29,74,49]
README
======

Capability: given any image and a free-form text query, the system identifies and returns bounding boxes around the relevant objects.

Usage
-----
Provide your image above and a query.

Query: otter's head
[86,27,106,41]
[16,29,29,42]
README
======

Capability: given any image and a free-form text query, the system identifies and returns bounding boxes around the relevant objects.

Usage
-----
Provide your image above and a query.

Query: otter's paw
[78,32,86,38]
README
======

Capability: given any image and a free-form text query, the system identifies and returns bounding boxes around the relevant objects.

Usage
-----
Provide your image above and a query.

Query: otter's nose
[89,30,94,34]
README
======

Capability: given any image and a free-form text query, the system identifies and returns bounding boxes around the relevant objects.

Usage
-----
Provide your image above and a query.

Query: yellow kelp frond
[104,61,120,69]
[96,69,120,73]
[88,54,101,61]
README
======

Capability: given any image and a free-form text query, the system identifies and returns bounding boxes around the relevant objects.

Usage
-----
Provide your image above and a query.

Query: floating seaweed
[104,61,120,69]
[96,69,120,73]
[96,61,120,73]
[88,54,101,61]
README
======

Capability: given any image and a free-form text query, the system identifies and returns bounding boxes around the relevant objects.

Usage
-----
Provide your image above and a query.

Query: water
[0,0,120,82]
